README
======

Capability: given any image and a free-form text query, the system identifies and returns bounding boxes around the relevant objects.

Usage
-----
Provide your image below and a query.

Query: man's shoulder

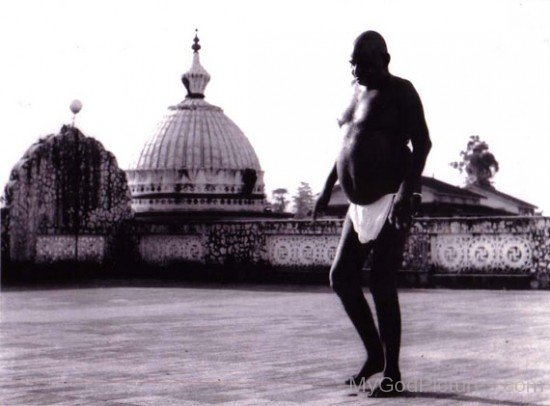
[388,75,421,107]
[388,75,415,93]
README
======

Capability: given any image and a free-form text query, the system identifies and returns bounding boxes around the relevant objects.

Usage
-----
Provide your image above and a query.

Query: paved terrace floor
[1,284,549,405]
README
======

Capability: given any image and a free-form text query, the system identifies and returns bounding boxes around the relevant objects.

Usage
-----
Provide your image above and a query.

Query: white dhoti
[348,194,395,244]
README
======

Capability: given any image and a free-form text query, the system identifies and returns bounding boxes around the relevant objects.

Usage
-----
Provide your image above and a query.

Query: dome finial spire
[192,29,201,53]
[182,29,210,99]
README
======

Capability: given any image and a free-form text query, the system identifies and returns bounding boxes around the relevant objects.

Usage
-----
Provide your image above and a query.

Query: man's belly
[337,130,410,205]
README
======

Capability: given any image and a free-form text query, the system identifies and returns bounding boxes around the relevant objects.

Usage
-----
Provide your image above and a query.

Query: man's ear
[385,52,391,67]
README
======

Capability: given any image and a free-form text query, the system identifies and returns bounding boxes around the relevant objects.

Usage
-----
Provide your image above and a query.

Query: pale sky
[1,0,550,212]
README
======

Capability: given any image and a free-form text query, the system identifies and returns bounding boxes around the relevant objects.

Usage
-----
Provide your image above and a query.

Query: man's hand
[312,191,331,221]
[411,193,422,216]
[389,193,412,230]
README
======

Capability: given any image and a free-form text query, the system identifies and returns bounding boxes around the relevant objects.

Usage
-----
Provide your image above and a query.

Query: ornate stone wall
[262,220,342,267]
[135,217,550,288]
[266,236,339,266]
[140,235,205,265]
[1,207,9,266]
[2,125,133,263]
[136,220,342,268]
[402,217,550,287]
[430,235,531,272]
[403,218,540,272]
[5,200,550,288]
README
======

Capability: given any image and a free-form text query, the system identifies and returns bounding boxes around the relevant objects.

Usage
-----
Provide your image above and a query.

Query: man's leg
[368,221,409,396]
[330,215,384,383]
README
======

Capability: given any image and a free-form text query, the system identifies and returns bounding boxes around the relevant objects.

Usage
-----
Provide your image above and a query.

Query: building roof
[421,176,483,199]
[466,185,537,209]
[328,176,483,207]
[327,176,537,217]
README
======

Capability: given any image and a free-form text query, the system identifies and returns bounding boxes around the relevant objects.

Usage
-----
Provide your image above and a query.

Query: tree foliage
[292,182,315,219]
[271,188,289,213]
[450,135,499,189]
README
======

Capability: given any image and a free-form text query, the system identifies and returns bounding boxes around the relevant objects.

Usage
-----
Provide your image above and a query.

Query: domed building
[127,34,266,217]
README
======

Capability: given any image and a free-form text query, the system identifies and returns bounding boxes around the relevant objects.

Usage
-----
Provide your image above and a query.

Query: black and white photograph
[1,0,549,404]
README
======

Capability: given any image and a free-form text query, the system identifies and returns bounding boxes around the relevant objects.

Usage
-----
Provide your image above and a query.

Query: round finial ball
[70,99,82,114]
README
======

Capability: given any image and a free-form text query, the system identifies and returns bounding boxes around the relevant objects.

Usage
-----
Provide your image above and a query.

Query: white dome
[127,33,266,215]
[134,98,261,171]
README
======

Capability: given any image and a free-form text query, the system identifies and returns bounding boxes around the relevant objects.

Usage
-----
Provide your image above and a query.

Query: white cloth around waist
[348,194,395,244]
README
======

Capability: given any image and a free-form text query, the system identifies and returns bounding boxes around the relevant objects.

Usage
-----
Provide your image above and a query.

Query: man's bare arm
[312,164,338,220]
[390,81,431,227]
[400,81,432,198]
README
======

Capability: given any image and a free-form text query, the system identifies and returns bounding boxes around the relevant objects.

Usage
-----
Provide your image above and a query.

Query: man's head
[350,31,390,87]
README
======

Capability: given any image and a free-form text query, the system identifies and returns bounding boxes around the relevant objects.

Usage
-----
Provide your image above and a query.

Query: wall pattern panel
[431,234,532,272]
[139,235,204,264]
[266,236,340,266]
[36,235,105,263]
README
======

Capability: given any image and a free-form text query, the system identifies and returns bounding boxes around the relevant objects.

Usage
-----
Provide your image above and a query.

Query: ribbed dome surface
[135,98,261,171]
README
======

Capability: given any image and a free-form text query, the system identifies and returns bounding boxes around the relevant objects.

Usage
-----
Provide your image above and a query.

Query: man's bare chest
[349,89,402,133]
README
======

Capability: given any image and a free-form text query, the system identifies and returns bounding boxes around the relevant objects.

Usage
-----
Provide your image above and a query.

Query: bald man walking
[313,31,431,397]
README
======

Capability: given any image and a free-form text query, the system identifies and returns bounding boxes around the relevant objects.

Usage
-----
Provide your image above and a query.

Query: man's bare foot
[344,359,384,386]
[368,375,404,398]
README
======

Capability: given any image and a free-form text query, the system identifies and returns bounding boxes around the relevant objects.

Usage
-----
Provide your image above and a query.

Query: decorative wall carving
[500,237,532,269]
[139,235,204,264]
[431,234,532,272]
[432,235,468,270]
[35,235,105,263]
[266,236,340,266]
[205,223,265,265]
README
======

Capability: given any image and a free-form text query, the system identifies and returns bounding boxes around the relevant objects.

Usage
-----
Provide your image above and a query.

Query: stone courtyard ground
[1,284,549,405]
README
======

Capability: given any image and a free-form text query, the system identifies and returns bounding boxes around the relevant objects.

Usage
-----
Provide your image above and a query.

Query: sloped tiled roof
[422,176,483,199]
[466,185,537,209]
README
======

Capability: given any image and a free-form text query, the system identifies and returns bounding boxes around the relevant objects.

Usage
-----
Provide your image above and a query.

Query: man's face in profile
[350,45,388,88]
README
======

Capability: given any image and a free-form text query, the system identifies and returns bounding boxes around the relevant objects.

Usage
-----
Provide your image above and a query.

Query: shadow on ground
[399,390,539,406]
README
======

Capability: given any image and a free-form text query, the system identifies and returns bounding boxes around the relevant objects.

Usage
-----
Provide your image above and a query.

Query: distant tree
[292,182,315,219]
[450,135,499,189]
[271,188,289,213]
